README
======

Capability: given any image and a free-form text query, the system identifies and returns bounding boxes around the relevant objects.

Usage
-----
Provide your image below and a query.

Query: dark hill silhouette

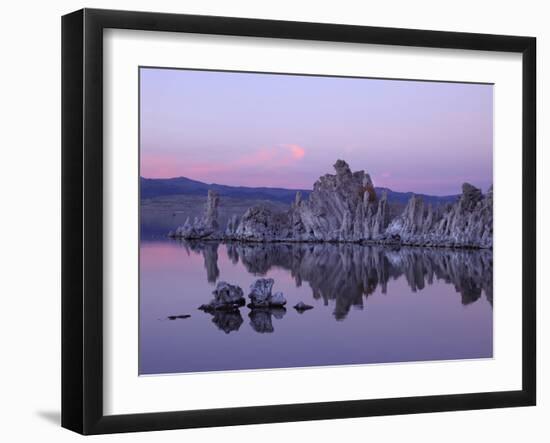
[140,176,458,207]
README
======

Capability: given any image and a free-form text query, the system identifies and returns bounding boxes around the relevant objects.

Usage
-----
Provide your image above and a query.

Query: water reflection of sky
[139,240,493,375]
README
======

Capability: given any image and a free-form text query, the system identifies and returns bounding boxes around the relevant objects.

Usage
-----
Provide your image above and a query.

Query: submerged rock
[293,302,314,312]
[248,278,287,307]
[198,281,245,311]
[167,314,191,320]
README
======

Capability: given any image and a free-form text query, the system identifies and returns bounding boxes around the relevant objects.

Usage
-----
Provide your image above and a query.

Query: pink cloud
[141,143,307,184]
[283,144,306,160]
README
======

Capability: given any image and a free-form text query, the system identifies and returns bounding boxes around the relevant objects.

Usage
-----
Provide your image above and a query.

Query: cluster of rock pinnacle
[169,160,492,249]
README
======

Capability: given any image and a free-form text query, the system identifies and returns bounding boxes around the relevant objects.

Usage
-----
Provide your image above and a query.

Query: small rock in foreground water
[293,302,314,312]
[167,314,191,320]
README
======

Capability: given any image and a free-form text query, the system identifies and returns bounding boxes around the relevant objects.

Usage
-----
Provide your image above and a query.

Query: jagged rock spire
[204,190,220,229]
[333,159,352,177]
[169,189,221,239]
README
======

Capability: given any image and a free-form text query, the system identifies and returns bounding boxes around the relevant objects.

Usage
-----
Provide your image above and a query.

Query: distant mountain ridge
[140,176,309,204]
[140,176,459,207]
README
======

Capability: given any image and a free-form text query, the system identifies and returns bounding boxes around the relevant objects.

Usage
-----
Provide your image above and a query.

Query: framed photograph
[62,8,536,435]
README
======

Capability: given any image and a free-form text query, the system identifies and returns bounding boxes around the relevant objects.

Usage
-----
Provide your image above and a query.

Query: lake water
[139,240,493,375]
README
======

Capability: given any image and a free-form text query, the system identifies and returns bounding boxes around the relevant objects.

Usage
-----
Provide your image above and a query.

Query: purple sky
[140,68,493,195]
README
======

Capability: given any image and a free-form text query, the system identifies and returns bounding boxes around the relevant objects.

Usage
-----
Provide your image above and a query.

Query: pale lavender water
[139,240,493,375]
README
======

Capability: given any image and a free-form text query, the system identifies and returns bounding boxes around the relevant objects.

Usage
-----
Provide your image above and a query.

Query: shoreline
[166,235,492,251]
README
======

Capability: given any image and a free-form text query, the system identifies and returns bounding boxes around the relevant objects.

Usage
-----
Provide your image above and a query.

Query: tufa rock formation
[224,160,391,243]
[198,281,245,312]
[384,183,492,248]
[169,190,221,239]
[170,160,492,248]
[293,302,314,313]
[248,278,287,308]
[290,159,391,242]
[229,206,292,241]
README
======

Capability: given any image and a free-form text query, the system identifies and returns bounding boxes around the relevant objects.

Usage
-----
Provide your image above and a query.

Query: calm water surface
[139,240,493,374]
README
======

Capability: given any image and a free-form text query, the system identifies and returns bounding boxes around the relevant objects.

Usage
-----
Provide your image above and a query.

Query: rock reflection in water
[249,307,286,333]
[204,309,243,334]
[176,240,492,323]
[179,240,220,283]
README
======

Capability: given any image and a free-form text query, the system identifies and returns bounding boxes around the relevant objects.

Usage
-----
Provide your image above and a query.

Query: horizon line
[140,175,493,197]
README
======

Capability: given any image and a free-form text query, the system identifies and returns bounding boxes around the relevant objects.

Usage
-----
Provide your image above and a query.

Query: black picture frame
[62,8,536,435]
